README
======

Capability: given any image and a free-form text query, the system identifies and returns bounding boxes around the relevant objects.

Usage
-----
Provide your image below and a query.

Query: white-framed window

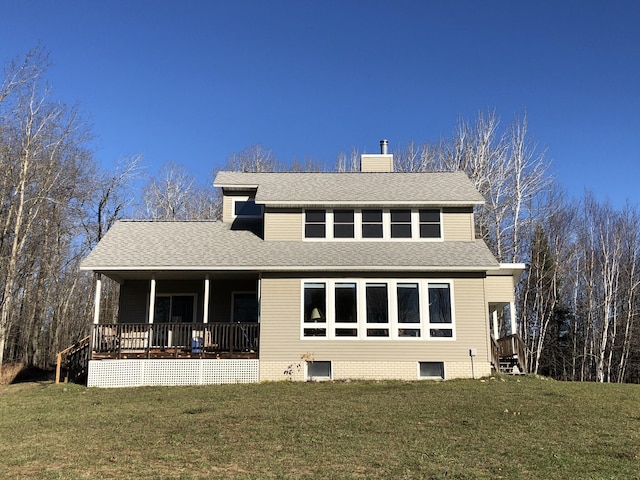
[303,208,442,241]
[232,196,263,219]
[333,209,355,238]
[418,361,445,379]
[300,279,455,340]
[303,282,327,337]
[304,210,326,238]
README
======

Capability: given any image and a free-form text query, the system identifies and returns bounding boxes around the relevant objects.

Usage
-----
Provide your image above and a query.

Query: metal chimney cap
[380,139,388,154]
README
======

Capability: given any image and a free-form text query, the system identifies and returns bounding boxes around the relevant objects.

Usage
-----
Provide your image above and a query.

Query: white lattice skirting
[87,359,259,388]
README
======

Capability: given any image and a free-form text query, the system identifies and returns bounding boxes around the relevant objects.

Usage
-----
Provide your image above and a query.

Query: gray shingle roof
[81,221,499,274]
[214,171,485,206]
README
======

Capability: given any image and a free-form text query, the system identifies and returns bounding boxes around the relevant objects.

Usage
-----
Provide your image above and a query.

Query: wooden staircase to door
[491,334,527,375]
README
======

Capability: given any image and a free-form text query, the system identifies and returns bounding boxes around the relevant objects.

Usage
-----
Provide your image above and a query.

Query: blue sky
[3,1,639,207]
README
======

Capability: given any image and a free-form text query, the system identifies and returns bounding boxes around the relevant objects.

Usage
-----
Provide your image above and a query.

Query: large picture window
[335,283,357,337]
[301,279,454,340]
[366,283,389,337]
[303,282,326,337]
[428,283,453,338]
[397,283,421,337]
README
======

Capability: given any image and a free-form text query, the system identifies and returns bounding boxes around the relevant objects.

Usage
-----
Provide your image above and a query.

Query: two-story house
[78,141,525,387]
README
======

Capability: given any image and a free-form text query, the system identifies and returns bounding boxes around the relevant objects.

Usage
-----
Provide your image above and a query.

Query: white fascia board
[214,183,260,190]
[257,200,485,207]
[80,265,498,273]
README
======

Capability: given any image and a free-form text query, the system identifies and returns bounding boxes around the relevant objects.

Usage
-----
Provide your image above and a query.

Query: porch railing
[92,322,259,359]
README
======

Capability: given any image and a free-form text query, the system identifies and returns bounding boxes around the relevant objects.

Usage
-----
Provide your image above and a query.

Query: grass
[0,376,639,479]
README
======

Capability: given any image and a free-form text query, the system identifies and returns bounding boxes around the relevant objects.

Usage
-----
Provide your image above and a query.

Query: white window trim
[231,196,263,219]
[303,209,443,242]
[417,361,446,380]
[300,279,455,340]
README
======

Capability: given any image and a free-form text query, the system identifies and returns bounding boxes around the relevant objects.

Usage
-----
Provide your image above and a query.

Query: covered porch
[90,271,261,361]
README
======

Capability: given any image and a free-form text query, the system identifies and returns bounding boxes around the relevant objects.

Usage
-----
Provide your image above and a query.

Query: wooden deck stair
[56,335,91,384]
[492,333,527,375]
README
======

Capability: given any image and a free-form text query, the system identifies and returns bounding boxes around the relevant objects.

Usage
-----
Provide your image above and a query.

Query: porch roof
[214,171,485,206]
[80,220,499,278]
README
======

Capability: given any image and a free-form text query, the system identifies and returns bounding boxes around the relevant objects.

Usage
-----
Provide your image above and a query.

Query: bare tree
[226,144,279,172]
[0,47,95,370]
[335,147,360,172]
[140,162,218,220]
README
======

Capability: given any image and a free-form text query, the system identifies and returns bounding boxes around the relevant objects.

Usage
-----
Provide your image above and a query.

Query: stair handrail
[55,335,91,384]
[496,333,528,373]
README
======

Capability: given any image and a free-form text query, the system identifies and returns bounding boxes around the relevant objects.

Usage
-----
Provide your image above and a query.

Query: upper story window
[303,208,442,241]
[333,210,355,238]
[232,197,263,218]
[362,210,383,238]
[390,210,412,238]
[419,209,441,238]
[305,210,326,238]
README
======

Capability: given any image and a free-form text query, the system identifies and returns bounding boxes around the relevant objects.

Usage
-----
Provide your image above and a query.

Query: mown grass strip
[0,376,638,479]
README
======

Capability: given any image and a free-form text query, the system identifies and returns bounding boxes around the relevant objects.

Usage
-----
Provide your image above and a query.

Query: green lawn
[0,376,638,479]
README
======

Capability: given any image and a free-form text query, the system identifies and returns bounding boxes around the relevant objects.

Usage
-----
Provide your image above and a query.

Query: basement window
[419,362,444,379]
[307,361,332,380]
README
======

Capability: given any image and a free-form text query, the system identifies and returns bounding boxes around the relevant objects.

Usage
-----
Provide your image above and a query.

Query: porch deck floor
[92,350,258,360]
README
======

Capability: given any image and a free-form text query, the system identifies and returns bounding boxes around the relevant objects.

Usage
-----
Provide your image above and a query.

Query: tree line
[1,49,638,382]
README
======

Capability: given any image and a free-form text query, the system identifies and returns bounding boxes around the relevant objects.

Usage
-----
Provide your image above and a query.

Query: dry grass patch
[0,363,24,385]
[0,376,639,479]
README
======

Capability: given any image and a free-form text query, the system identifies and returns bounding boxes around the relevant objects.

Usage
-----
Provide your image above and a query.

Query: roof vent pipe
[380,139,388,154]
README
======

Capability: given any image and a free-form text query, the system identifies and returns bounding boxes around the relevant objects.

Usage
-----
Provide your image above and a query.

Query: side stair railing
[56,335,91,384]
[495,333,528,374]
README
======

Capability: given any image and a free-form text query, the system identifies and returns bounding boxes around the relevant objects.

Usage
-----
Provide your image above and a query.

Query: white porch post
[148,276,156,324]
[509,301,517,336]
[203,274,210,324]
[93,274,102,325]
[492,309,499,340]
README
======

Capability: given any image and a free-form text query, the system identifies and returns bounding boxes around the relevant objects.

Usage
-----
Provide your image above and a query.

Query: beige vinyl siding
[222,190,256,223]
[258,277,302,361]
[485,276,516,304]
[360,154,394,172]
[259,275,490,364]
[264,208,303,241]
[442,207,474,241]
